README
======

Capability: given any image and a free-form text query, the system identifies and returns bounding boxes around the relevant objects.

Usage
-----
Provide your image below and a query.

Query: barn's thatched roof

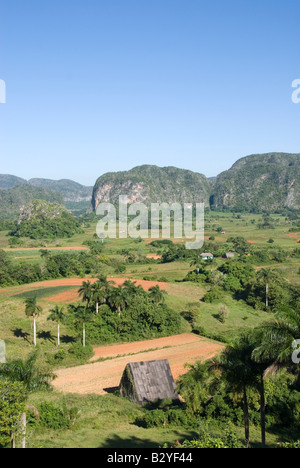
[119,359,178,405]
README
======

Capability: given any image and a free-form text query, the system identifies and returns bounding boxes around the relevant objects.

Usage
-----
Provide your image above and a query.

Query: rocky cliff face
[92,165,212,210]
[210,153,300,212]
[17,199,68,225]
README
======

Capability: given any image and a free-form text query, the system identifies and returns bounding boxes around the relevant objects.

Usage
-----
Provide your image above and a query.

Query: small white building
[200,253,214,260]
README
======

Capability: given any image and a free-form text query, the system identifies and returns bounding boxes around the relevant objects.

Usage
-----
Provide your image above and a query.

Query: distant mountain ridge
[0,176,93,202]
[28,178,93,202]
[0,174,27,190]
[1,153,300,221]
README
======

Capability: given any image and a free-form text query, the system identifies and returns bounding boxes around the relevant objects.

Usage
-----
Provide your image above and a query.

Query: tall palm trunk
[259,374,266,448]
[243,386,250,448]
[57,322,60,347]
[83,323,86,348]
[21,412,26,449]
[33,314,36,347]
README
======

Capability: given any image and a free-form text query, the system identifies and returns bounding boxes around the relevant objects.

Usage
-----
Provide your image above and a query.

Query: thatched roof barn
[119,359,179,405]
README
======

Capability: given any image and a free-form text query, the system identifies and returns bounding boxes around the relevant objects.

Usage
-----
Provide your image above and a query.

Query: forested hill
[210,153,300,212]
[92,155,300,213]
[0,185,64,220]
[92,165,212,210]
[0,174,27,190]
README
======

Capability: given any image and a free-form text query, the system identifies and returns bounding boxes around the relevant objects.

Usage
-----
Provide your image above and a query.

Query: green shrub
[68,342,94,360]
[38,402,70,430]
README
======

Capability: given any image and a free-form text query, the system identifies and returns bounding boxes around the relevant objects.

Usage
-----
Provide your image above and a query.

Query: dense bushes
[177,360,300,430]
[31,400,80,430]
[0,250,104,287]
[68,296,181,345]
[9,200,83,240]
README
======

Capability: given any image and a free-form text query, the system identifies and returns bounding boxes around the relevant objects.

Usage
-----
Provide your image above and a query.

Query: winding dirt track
[52,334,224,395]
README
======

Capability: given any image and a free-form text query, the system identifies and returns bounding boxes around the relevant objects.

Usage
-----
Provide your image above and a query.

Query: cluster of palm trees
[78,275,166,316]
[24,276,167,349]
[180,306,300,448]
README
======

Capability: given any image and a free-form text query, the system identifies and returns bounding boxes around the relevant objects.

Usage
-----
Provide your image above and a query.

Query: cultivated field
[0,210,299,448]
[53,334,224,395]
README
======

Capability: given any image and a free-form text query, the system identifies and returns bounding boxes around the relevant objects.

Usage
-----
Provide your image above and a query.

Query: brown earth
[0,277,170,302]
[146,254,162,260]
[52,334,224,395]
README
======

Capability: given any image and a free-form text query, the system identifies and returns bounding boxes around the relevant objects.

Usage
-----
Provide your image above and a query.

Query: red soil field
[0,277,170,301]
[45,277,169,303]
[52,334,224,395]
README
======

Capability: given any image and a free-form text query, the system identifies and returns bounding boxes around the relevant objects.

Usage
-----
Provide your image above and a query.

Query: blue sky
[0,0,299,185]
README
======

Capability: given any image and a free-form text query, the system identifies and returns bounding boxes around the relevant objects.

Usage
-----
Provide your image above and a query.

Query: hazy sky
[0,0,300,185]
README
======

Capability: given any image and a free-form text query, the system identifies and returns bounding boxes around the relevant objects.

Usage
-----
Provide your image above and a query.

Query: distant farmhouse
[119,360,178,405]
[200,253,214,260]
[225,252,235,259]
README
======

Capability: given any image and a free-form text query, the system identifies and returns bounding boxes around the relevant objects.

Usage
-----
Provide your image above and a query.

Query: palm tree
[257,268,276,309]
[91,281,106,314]
[73,306,94,347]
[24,297,43,347]
[251,328,276,449]
[177,361,215,416]
[122,279,139,294]
[253,307,300,366]
[148,285,167,304]
[0,351,55,448]
[98,275,115,303]
[47,306,65,347]
[213,332,258,447]
[108,286,127,316]
[122,280,145,305]
[190,257,202,274]
[78,280,93,308]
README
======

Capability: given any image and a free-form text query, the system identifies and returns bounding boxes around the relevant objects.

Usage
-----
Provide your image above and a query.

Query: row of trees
[0,250,105,288]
